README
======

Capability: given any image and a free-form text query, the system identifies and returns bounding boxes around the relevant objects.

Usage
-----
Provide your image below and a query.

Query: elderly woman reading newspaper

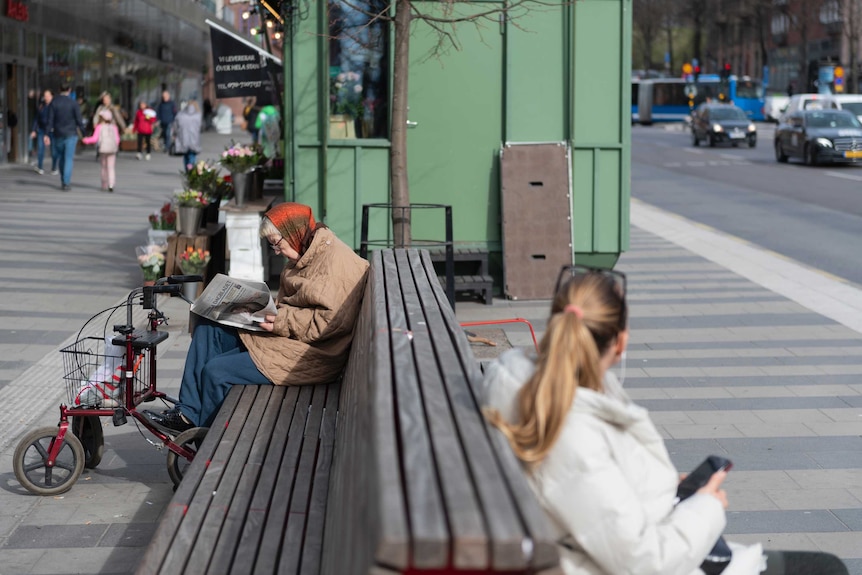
[144,202,369,433]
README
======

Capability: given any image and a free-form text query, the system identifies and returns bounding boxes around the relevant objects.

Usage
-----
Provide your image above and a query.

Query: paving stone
[725,510,849,534]
[3,524,108,549]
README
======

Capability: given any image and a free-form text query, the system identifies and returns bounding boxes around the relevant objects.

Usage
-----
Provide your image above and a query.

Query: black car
[691,103,757,148]
[774,109,862,165]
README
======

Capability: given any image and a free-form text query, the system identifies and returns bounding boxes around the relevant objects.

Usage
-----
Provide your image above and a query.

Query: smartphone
[676,455,732,502]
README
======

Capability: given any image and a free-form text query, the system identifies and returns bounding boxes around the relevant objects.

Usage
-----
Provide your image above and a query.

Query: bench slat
[396,249,489,569]
[323,260,411,574]
[208,386,285,573]
[382,249,450,568]
[278,384,328,574]
[162,385,260,572]
[299,382,340,575]
[186,386,274,573]
[136,385,243,575]
[421,251,560,570]
[249,386,315,573]
[229,386,302,572]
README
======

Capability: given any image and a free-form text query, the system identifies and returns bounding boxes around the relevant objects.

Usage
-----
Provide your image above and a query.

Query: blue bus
[636,75,765,124]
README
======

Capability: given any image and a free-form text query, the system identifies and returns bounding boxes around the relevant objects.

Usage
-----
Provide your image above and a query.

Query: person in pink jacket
[82,109,121,192]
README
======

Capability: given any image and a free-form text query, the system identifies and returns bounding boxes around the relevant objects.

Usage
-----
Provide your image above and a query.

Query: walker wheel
[167,426,209,488]
[13,427,85,496]
[72,415,105,469]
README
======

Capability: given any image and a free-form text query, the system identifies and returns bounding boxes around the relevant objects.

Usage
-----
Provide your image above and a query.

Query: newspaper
[190,273,277,332]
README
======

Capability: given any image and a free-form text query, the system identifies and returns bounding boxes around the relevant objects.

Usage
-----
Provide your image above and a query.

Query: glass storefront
[1,1,209,165]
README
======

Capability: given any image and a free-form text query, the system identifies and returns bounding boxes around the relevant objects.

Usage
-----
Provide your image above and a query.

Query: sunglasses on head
[553,265,627,298]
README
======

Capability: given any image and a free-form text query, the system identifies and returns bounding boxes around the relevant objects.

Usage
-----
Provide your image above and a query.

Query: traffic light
[694,65,701,82]
[721,62,731,80]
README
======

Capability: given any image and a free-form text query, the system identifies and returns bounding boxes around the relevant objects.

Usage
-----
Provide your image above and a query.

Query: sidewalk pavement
[0,137,860,573]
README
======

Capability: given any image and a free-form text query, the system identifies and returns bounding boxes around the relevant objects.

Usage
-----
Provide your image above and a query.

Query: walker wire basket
[60,336,148,409]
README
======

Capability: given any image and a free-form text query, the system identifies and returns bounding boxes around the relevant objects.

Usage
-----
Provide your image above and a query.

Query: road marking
[684,148,705,155]
[663,160,752,168]
[823,170,862,182]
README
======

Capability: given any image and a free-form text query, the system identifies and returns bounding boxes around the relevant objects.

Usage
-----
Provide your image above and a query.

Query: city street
[633,121,862,285]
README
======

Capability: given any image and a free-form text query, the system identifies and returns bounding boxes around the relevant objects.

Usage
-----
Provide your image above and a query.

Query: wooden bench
[322,249,559,574]
[138,248,559,575]
[428,248,494,305]
[136,382,340,574]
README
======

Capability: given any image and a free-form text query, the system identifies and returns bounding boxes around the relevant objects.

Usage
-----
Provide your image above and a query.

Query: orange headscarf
[264,202,317,255]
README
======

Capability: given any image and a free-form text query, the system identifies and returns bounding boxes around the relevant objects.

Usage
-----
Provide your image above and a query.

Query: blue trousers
[35,130,56,171]
[161,122,172,150]
[178,319,270,427]
[53,135,78,186]
[182,151,197,171]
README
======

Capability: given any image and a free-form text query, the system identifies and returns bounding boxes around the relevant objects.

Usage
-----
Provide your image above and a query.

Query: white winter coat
[481,348,764,575]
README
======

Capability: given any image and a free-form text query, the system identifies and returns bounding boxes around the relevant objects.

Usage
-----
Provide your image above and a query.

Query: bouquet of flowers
[330,71,365,118]
[174,188,209,208]
[178,246,211,275]
[219,142,263,173]
[136,244,167,282]
[183,160,222,197]
[148,202,176,230]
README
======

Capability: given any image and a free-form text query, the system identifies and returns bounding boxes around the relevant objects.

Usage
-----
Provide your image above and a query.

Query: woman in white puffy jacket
[482,267,848,575]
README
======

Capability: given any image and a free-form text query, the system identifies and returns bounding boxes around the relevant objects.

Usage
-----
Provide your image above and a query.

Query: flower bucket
[182,281,200,301]
[248,167,265,202]
[231,171,249,207]
[177,206,204,236]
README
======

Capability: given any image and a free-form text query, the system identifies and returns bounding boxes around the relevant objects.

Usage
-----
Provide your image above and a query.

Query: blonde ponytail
[486,273,626,466]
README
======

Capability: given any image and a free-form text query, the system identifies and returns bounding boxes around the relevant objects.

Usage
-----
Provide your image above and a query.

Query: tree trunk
[390,0,412,247]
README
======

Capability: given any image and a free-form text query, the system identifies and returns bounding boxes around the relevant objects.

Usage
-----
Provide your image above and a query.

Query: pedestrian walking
[203,98,213,131]
[45,83,86,191]
[81,109,120,192]
[29,89,56,175]
[172,99,202,171]
[242,97,260,144]
[133,101,156,160]
[92,91,126,134]
[483,267,850,575]
[156,90,177,153]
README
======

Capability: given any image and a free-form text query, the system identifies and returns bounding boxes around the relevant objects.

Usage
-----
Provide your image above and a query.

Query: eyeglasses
[269,235,284,251]
[554,264,627,298]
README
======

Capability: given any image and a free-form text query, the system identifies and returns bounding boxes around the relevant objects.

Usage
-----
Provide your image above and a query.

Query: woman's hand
[696,470,729,509]
[258,313,277,332]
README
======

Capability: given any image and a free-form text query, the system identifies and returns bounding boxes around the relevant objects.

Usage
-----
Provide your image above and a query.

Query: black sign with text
[209,24,281,103]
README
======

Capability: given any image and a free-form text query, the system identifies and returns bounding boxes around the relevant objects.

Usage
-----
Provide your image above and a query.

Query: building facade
[0,0,217,165]
[281,0,632,268]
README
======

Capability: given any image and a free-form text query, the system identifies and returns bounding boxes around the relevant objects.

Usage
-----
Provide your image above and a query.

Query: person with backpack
[81,109,121,192]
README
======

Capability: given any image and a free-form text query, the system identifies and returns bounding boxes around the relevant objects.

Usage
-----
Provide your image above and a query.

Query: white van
[780,93,837,122]
[831,94,862,123]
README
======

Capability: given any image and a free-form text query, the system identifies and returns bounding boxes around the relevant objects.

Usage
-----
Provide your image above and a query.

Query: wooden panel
[299,382,341,575]
[161,386,259,573]
[396,249,488,569]
[187,386,272,572]
[419,250,560,570]
[278,384,328,574]
[208,386,285,573]
[136,386,242,575]
[248,386,314,573]
[382,249,449,568]
[230,386,303,573]
[500,143,573,300]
